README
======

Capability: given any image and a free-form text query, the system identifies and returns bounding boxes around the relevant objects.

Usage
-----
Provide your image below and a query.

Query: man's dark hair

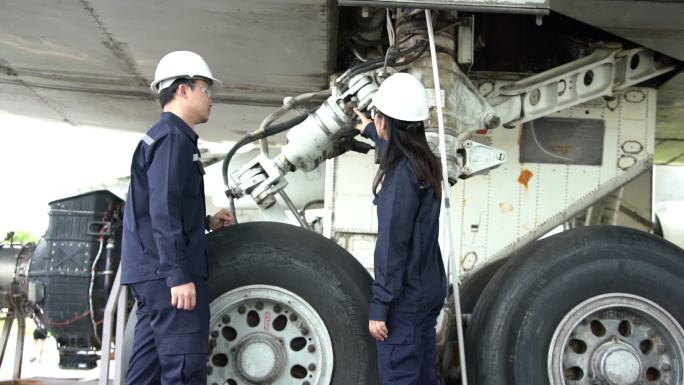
[158,78,197,108]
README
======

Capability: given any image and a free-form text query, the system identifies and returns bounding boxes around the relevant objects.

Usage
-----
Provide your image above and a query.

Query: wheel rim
[548,293,684,385]
[207,284,334,385]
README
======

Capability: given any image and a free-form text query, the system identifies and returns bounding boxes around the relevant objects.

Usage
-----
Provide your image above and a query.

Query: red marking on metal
[264,312,271,331]
[518,169,534,190]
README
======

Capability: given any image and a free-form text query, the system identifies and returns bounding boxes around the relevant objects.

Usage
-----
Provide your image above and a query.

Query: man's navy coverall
[121,112,210,385]
[364,123,448,385]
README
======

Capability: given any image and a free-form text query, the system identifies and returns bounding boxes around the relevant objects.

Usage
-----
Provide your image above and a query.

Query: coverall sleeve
[361,123,386,155]
[361,122,379,142]
[369,165,420,322]
[146,132,194,288]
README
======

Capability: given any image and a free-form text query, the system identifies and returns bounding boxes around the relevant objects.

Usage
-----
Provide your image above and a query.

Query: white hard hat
[373,73,429,122]
[150,51,223,93]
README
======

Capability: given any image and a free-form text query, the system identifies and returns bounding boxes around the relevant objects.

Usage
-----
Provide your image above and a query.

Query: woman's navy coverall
[121,112,210,385]
[364,124,448,385]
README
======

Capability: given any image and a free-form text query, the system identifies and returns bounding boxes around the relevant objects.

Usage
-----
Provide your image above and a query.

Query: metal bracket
[461,140,507,177]
[492,45,678,128]
[230,154,312,228]
[231,154,288,207]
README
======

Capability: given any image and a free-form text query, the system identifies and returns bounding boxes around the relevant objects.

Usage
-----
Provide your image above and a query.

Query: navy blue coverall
[364,123,447,385]
[121,112,210,385]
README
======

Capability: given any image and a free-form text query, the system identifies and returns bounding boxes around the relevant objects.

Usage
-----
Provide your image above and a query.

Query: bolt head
[274,305,282,313]
[211,330,219,338]
[308,363,316,371]
[308,345,316,352]
[222,314,231,324]
[290,314,298,321]
[238,306,246,314]
[256,302,264,310]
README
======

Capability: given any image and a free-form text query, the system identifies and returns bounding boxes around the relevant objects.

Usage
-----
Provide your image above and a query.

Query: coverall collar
[161,112,199,143]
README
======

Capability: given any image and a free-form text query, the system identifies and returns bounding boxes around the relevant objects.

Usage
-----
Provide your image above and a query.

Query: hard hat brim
[151,76,223,93]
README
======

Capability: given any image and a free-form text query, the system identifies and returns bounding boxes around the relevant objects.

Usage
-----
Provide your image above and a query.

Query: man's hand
[369,320,388,341]
[210,208,235,230]
[353,108,372,134]
[171,282,196,310]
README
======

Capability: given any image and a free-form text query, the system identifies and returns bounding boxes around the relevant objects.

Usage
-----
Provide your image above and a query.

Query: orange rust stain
[518,169,534,190]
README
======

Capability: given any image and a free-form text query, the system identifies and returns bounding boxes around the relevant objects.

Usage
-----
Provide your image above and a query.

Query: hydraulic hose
[222,112,309,187]
[337,40,428,85]
[222,112,309,224]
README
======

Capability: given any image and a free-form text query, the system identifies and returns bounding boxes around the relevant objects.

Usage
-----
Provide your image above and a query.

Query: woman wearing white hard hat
[355,72,447,385]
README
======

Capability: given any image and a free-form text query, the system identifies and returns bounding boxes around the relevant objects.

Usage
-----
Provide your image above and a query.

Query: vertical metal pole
[0,314,13,366]
[13,317,25,380]
[113,285,128,385]
[584,206,594,226]
[99,265,123,385]
[425,9,469,385]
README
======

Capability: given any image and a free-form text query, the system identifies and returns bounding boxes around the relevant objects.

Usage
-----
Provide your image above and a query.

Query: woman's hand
[353,108,372,134]
[369,320,388,341]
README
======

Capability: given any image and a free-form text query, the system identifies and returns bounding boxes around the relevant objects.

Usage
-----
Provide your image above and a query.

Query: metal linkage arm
[492,46,678,128]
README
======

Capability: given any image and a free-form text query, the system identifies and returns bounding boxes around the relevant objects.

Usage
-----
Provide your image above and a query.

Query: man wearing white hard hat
[355,72,447,385]
[121,51,233,385]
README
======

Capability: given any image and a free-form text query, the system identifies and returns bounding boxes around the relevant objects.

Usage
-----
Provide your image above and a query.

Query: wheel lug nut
[206,366,213,375]
[274,305,282,313]
[303,381,310,385]
[661,363,672,372]
[308,363,316,371]
[308,344,316,352]
[657,345,667,354]
[290,314,298,321]
[633,318,641,326]
[256,301,264,310]
[301,327,309,335]
[209,340,216,348]
[211,330,219,338]
[222,314,231,323]
[648,329,657,337]
[238,305,246,314]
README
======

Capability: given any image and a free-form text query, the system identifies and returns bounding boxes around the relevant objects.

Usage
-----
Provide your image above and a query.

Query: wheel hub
[548,293,684,385]
[236,333,285,383]
[591,339,642,385]
[207,285,334,385]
